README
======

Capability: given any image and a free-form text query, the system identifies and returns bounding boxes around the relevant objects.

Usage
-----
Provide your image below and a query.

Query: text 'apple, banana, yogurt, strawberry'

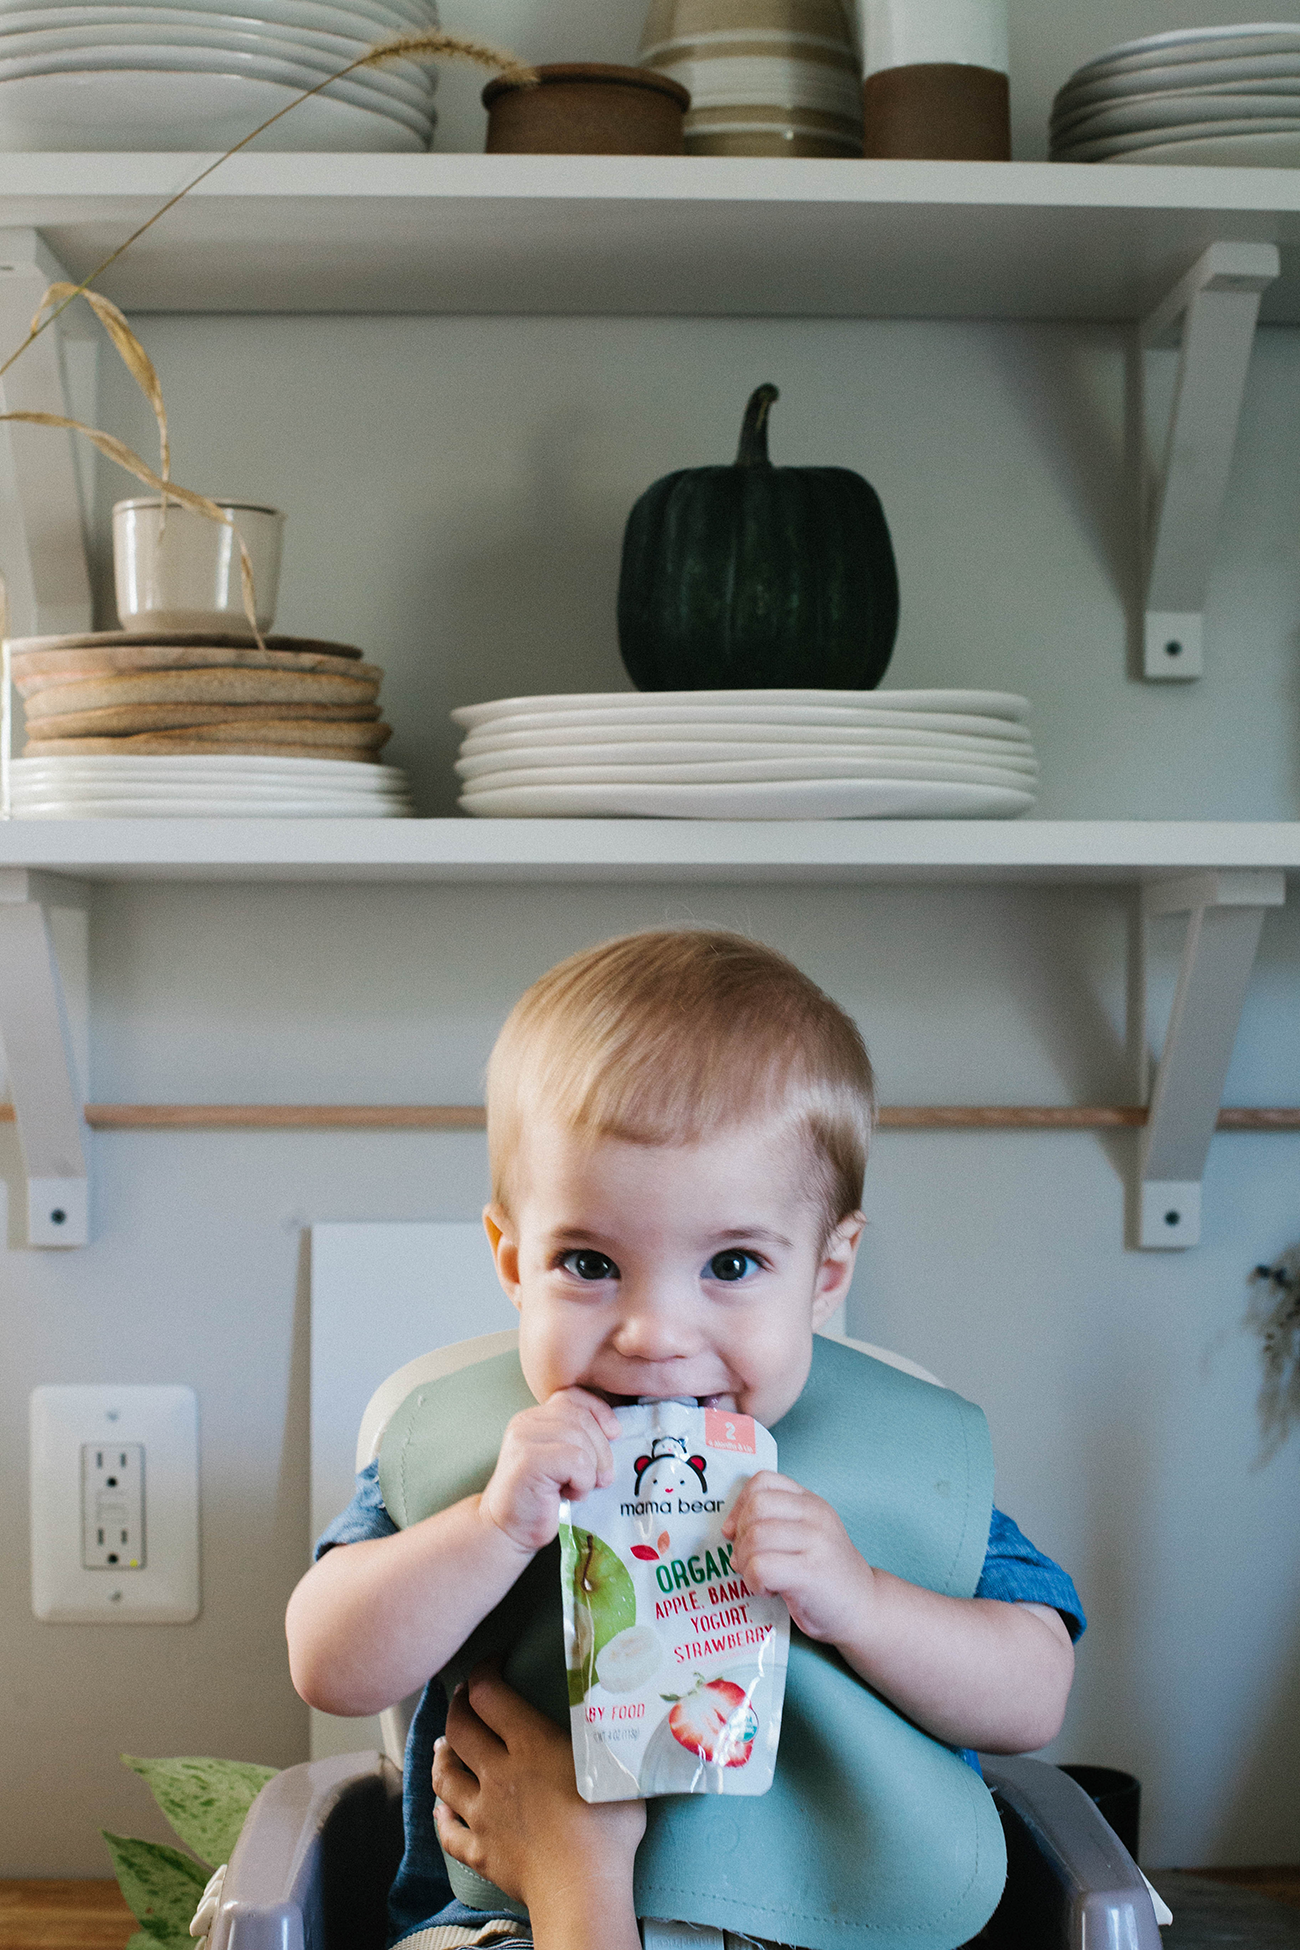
[559,1398,790,1802]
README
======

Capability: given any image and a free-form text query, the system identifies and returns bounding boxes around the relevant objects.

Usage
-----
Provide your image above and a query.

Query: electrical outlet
[81,1441,145,1569]
[30,1386,199,1623]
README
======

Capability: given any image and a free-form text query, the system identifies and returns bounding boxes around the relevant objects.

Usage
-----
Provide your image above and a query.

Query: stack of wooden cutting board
[10,628,392,760]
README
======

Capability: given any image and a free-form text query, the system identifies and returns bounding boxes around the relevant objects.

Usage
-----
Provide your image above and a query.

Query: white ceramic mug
[112,498,285,635]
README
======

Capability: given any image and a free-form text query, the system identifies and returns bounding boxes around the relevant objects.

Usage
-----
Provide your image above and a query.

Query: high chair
[206,1331,1164,1950]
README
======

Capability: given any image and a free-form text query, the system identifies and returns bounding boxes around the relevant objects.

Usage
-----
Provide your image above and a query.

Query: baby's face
[485,1115,862,1429]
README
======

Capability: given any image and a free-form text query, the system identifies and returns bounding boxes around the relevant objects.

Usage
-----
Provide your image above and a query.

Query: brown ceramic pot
[483,62,690,154]
[862,63,1010,160]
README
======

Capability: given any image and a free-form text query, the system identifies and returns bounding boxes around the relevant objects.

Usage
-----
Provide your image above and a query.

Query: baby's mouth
[595,1389,736,1410]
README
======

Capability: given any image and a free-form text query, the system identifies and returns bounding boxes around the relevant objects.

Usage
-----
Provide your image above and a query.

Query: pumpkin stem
[735,384,779,467]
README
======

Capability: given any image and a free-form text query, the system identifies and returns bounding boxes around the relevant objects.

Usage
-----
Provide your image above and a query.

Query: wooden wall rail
[0,1104,1298,1131]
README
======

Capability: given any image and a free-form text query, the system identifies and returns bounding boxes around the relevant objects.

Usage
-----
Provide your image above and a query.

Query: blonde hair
[487,929,875,1231]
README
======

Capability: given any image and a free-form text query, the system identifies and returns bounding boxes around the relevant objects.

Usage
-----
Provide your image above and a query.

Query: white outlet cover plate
[30,1384,200,1622]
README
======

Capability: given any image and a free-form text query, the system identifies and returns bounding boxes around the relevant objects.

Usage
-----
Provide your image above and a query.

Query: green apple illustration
[560,1524,636,1706]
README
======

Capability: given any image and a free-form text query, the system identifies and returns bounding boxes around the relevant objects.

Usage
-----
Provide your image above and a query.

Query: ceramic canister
[861,0,1010,158]
[639,0,864,158]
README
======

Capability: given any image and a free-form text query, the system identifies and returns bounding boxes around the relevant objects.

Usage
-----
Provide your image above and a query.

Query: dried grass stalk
[38,283,170,488]
[0,29,535,650]
[0,410,264,647]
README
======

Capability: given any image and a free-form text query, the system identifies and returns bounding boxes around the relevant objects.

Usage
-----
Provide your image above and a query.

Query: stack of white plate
[452,689,1037,819]
[1051,24,1300,167]
[0,0,439,151]
[5,752,415,816]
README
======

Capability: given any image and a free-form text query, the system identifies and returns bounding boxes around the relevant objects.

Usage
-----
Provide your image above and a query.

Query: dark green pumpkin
[617,383,899,692]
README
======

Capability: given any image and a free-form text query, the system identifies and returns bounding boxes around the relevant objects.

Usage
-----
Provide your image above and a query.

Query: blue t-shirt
[315,1462,1085,1947]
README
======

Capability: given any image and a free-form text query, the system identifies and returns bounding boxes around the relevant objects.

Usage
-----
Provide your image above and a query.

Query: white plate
[0,0,437,22]
[1054,53,1300,118]
[13,800,414,816]
[451,688,1031,729]
[458,778,1036,819]
[0,18,435,105]
[11,754,407,784]
[1053,89,1300,144]
[1068,27,1300,86]
[456,742,1040,776]
[0,0,422,31]
[0,58,426,141]
[456,756,1040,789]
[0,44,433,132]
[458,705,1034,744]
[1079,125,1300,164]
[1055,115,1300,160]
[12,780,411,802]
[459,727,1036,761]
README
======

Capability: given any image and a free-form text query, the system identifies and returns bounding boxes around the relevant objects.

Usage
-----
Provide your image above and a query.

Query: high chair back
[356,1327,943,1769]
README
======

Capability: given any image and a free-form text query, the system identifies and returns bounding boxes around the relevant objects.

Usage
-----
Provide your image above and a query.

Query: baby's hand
[722,1471,873,1646]
[480,1389,623,1555]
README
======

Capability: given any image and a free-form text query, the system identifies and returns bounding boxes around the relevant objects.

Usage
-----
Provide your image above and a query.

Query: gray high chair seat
[207,1332,1164,1950]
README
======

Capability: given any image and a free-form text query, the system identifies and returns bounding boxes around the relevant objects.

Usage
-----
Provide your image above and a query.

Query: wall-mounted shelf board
[6,155,1300,319]
[2,824,1293,1251]
[0,818,1297,886]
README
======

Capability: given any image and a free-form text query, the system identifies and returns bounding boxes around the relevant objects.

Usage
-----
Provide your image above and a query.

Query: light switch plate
[30,1384,200,1622]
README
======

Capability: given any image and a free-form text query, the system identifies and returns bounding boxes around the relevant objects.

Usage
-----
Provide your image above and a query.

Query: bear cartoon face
[634,1435,708,1500]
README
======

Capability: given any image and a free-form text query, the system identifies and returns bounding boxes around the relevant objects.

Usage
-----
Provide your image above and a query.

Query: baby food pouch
[559,1398,790,1802]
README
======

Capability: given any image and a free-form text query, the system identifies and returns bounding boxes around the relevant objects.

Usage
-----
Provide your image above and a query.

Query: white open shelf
[2,155,1300,318]
[0,818,1297,884]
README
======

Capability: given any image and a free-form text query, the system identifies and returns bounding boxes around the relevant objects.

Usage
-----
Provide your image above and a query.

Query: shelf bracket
[0,868,90,1246]
[1135,870,1284,1249]
[0,226,96,642]
[1140,240,1279,682]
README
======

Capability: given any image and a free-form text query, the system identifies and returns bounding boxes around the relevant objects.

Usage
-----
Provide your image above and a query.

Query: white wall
[5,0,1300,1876]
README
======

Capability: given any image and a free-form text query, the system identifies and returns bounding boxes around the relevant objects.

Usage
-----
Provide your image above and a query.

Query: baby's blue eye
[706,1250,759,1283]
[561,1250,618,1282]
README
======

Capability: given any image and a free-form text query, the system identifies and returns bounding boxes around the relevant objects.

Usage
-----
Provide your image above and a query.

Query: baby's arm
[287,1388,623,1717]
[723,1473,1075,1755]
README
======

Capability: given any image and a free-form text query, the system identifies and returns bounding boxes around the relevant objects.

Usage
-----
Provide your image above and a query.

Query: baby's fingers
[722,1469,803,1538]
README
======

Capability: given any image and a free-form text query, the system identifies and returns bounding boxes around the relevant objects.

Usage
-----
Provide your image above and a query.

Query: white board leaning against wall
[309,1221,517,1759]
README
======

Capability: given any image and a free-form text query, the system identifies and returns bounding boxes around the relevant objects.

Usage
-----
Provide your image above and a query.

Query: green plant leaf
[121,1755,278,1868]
[102,1832,208,1945]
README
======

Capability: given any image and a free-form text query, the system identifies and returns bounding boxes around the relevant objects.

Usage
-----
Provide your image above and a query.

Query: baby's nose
[612,1290,697,1359]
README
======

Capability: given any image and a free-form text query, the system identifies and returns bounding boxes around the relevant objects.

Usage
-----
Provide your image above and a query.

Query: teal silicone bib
[379,1336,1006,1950]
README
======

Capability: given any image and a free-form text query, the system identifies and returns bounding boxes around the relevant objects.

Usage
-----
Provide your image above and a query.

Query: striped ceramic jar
[639,0,864,157]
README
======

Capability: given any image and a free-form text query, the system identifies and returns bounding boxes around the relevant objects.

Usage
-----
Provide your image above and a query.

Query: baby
[287,929,1083,1950]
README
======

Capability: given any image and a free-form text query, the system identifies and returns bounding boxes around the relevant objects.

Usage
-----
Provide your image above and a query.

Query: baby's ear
[483,1203,522,1309]
[810,1211,865,1324]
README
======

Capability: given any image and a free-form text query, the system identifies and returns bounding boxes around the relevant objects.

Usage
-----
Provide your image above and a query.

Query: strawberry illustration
[662,1675,759,1767]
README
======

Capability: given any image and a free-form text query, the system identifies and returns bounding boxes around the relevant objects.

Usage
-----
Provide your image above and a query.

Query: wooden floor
[1,1872,1298,1950]
[0,1883,136,1950]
